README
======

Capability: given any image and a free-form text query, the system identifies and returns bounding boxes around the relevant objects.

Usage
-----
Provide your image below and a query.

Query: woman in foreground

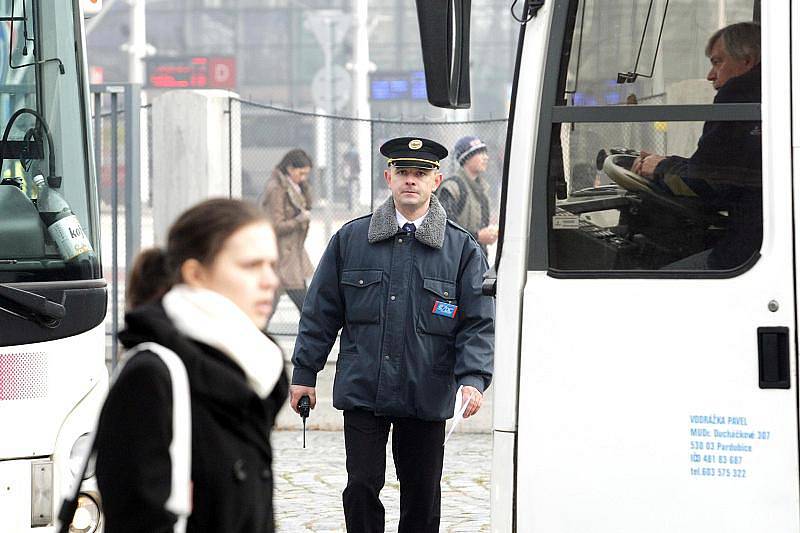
[94,198,287,532]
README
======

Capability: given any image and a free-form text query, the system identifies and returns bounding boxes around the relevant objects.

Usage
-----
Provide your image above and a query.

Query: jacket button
[444,291,449,297]
[398,238,403,243]
[390,295,396,301]
[359,280,364,285]
[384,355,390,360]
[260,468,273,481]
[233,459,248,482]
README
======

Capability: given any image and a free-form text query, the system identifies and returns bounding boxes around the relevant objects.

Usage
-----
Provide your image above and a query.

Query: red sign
[208,57,236,88]
[147,56,237,90]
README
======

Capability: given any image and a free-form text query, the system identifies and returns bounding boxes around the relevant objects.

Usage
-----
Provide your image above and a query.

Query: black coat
[292,195,494,421]
[94,302,288,533]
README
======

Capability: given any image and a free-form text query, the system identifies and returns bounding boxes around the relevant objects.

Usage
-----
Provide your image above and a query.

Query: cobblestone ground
[272,429,491,532]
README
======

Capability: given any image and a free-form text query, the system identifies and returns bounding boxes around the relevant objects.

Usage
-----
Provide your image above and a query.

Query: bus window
[0,0,99,282]
[544,0,761,274]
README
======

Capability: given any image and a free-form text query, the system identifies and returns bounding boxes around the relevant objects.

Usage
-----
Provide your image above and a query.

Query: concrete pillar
[151,90,241,245]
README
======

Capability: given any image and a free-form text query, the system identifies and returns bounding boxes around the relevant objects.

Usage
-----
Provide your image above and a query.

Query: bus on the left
[0,0,107,531]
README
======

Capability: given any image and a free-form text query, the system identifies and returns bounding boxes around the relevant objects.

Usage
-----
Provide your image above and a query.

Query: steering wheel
[600,150,726,226]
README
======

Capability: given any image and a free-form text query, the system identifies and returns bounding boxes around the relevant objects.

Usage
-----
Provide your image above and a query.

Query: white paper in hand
[444,385,475,446]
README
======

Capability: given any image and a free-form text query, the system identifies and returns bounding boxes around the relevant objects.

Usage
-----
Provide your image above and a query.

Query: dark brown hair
[126,248,171,309]
[126,198,267,309]
[276,148,313,174]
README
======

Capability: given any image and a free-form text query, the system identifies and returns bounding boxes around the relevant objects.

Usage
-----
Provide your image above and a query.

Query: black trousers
[342,410,445,533]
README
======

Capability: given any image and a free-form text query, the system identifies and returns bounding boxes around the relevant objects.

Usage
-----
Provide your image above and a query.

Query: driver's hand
[631,151,666,179]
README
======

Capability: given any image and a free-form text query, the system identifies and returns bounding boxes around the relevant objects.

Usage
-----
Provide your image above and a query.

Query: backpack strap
[440,175,468,217]
[134,342,192,533]
[57,342,192,533]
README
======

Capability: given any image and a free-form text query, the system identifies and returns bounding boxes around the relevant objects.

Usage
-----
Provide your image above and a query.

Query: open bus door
[418,0,799,531]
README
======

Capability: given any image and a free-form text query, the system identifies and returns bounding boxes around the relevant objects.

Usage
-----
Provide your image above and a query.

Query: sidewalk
[272,429,491,532]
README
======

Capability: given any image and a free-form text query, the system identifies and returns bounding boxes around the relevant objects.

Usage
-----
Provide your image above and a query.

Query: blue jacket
[291,194,494,421]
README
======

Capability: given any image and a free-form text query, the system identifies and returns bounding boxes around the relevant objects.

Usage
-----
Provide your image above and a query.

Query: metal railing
[91,83,141,367]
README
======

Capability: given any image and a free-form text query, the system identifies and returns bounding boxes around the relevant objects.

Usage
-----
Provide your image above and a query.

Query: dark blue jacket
[291,194,494,421]
[653,64,762,268]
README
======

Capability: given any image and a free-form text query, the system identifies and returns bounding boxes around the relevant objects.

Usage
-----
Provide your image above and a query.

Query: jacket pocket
[335,350,357,374]
[341,269,383,324]
[418,278,458,337]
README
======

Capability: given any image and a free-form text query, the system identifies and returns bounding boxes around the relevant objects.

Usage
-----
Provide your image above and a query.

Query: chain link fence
[234,100,508,335]
[95,94,508,345]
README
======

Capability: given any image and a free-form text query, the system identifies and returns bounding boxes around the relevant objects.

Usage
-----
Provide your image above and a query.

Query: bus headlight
[69,433,95,479]
[69,494,100,533]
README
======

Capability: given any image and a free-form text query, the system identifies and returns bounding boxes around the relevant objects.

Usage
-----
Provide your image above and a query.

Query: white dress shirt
[395,210,427,230]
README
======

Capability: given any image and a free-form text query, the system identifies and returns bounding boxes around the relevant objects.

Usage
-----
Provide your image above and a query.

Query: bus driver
[631,22,761,270]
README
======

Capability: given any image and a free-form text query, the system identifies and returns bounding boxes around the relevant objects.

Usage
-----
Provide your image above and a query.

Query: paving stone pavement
[272,429,491,532]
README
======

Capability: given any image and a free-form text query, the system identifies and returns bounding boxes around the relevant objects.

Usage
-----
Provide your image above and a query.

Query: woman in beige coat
[261,149,314,318]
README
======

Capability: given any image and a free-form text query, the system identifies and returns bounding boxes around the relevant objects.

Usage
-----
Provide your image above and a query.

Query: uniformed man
[290,136,494,533]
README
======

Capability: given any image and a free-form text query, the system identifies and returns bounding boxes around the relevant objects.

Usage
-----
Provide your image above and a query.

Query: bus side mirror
[415,0,471,109]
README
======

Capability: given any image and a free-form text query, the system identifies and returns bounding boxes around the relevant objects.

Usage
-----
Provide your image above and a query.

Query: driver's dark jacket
[653,64,761,268]
[291,195,494,421]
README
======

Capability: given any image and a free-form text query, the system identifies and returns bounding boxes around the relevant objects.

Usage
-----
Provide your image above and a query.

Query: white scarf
[162,285,284,399]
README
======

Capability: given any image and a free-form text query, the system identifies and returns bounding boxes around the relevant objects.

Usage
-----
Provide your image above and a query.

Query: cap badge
[408,139,423,150]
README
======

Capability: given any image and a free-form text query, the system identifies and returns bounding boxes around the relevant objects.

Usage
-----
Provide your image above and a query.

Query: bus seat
[0,184,46,258]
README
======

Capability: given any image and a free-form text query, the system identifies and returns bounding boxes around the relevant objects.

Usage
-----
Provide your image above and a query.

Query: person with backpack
[90,198,288,532]
[436,136,498,255]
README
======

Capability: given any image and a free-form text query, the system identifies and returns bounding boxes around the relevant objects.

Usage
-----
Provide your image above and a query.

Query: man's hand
[290,385,316,414]
[631,150,666,179]
[477,226,499,245]
[460,386,483,418]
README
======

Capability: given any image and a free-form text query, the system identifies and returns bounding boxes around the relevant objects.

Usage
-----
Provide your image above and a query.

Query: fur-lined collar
[368,194,447,248]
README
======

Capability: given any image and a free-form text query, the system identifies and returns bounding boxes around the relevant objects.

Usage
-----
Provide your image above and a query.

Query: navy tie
[402,222,416,234]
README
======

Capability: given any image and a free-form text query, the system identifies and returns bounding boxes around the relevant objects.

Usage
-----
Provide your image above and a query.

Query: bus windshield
[0,0,98,283]
[545,0,761,273]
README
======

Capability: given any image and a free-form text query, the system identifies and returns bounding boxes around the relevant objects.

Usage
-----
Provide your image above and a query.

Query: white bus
[417,0,799,531]
[0,1,106,531]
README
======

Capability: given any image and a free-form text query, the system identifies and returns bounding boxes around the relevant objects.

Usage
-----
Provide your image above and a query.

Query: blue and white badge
[432,300,458,319]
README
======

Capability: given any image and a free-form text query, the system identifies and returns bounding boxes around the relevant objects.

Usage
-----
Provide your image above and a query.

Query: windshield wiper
[0,283,65,328]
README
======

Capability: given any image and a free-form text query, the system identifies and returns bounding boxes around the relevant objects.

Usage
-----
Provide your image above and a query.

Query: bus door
[515,1,798,531]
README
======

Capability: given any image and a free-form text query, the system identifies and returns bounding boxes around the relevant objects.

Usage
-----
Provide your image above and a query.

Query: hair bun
[126,247,173,309]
